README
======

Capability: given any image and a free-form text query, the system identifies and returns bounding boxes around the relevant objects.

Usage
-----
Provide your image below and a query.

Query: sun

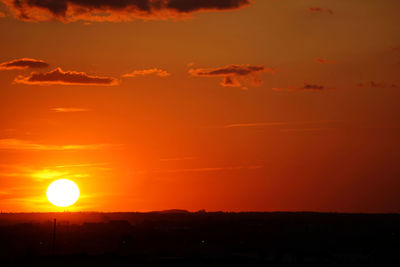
[46,179,80,207]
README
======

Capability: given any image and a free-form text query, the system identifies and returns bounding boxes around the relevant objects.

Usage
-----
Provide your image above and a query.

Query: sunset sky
[0,0,399,213]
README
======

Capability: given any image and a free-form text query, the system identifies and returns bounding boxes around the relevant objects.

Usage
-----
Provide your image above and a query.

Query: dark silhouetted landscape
[1,211,399,266]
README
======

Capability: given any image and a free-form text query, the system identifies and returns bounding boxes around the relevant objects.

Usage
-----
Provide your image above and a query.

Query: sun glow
[46,179,80,207]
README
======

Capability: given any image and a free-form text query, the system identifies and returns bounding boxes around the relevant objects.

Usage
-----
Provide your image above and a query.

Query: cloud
[159,157,196,162]
[224,122,291,128]
[357,81,399,89]
[148,165,263,174]
[32,169,88,181]
[314,58,335,64]
[51,107,90,113]
[121,68,170,78]
[221,76,242,87]
[280,128,333,133]
[308,7,333,15]
[189,64,274,89]
[13,67,119,86]
[0,138,109,151]
[0,58,49,70]
[223,120,339,129]
[0,165,93,182]
[301,83,324,90]
[273,83,326,91]
[1,0,251,22]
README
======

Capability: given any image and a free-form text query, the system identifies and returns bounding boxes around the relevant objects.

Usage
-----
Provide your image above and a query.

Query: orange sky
[0,0,400,213]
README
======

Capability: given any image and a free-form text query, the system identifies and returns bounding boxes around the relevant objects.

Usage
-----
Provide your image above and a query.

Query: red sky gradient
[0,0,399,213]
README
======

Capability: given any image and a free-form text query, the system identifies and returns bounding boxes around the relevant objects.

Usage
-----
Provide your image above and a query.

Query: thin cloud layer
[280,128,333,133]
[224,120,339,129]
[14,67,119,86]
[224,122,293,128]
[122,68,170,78]
[0,58,49,70]
[0,163,109,183]
[51,107,90,113]
[1,0,251,22]
[189,64,273,89]
[159,157,196,162]
[0,138,109,151]
[149,165,263,174]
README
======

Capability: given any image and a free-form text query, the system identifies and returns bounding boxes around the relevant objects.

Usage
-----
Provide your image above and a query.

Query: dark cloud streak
[301,83,324,90]
[0,58,49,70]
[14,67,119,86]
[1,0,251,22]
[272,83,327,92]
[189,64,273,89]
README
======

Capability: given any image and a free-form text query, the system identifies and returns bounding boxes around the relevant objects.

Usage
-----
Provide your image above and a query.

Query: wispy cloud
[0,162,111,182]
[122,68,170,78]
[51,107,90,113]
[223,120,339,129]
[32,169,88,181]
[314,58,335,64]
[14,67,119,86]
[280,128,334,133]
[357,81,399,89]
[147,165,264,174]
[0,167,79,181]
[159,157,196,162]
[224,122,291,128]
[0,138,110,151]
[273,83,327,92]
[301,83,325,90]
[308,7,333,15]
[189,64,274,89]
[1,0,251,22]
[52,162,111,169]
[0,58,49,70]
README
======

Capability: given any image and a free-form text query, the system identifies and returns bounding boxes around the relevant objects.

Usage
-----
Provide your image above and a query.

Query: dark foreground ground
[0,211,399,266]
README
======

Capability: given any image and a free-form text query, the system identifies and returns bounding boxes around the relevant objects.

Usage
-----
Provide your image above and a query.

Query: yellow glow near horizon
[46,179,80,207]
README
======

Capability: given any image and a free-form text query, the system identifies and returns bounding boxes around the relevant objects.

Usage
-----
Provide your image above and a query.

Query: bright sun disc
[46,179,80,207]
